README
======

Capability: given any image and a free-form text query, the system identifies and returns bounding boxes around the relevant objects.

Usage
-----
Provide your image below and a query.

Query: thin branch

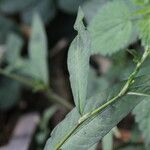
[0,68,73,110]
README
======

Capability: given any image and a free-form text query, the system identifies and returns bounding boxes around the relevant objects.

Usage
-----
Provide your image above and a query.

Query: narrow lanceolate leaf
[67,8,91,114]
[88,0,138,55]
[44,75,150,150]
[138,15,150,47]
[28,14,49,85]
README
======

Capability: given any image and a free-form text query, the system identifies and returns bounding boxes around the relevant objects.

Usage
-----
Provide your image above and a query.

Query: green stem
[55,47,150,150]
[0,68,73,110]
[46,90,73,110]
[0,68,34,88]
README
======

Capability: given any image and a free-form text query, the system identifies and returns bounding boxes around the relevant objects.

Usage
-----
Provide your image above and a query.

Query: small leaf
[68,8,91,114]
[88,0,138,55]
[28,14,49,85]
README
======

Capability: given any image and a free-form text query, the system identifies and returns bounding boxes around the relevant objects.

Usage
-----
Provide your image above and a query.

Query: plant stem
[0,68,34,88]
[55,47,150,150]
[0,68,73,110]
[46,90,73,110]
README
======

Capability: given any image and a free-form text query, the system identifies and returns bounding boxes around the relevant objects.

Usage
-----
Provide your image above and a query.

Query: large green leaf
[44,75,150,150]
[21,0,56,24]
[82,0,110,23]
[88,0,138,55]
[67,8,91,114]
[26,14,49,85]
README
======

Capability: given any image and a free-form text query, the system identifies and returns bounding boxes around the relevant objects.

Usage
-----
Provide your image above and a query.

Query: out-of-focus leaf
[0,77,21,110]
[117,145,145,150]
[138,15,150,47]
[0,16,18,44]
[133,100,150,148]
[133,0,149,5]
[88,0,138,55]
[87,68,109,98]
[67,8,91,114]
[21,0,56,24]
[36,105,58,145]
[102,130,113,150]
[57,0,87,14]
[22,14,49,85]
[82,0,110,23]
[44,75,150,150]
[0,0,37,13]
[5,33,23,64]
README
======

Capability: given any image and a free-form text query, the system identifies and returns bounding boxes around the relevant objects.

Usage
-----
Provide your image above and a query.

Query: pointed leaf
[68,8,91,114]
[28,14,49,85]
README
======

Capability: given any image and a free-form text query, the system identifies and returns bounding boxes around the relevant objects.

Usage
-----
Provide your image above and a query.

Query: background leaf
[5,33,23,64]
[0,77,21,110]
[88,0,138,55]
[21,0,56,24]
[57,0,87,14]
[25,14,49,85]
[133,100,150,149]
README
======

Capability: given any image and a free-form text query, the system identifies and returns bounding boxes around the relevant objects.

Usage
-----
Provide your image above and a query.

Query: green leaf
[0,16,18,44]
[88,144,97,150]
[0,0,37,13]
[88,0,138,55]
[82,0,110,23]
[0,77,21,110]
[44,75,150,150]
[27,14,49,85]
[67,8,91,114]
[133,100,150,148]
[21,0,56,24]
[57,0,87,14]
[36,105,58,145]
[133,0,149,5]
[138,15,150,47]
[102,130,113,150]
[5,33,23,64]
